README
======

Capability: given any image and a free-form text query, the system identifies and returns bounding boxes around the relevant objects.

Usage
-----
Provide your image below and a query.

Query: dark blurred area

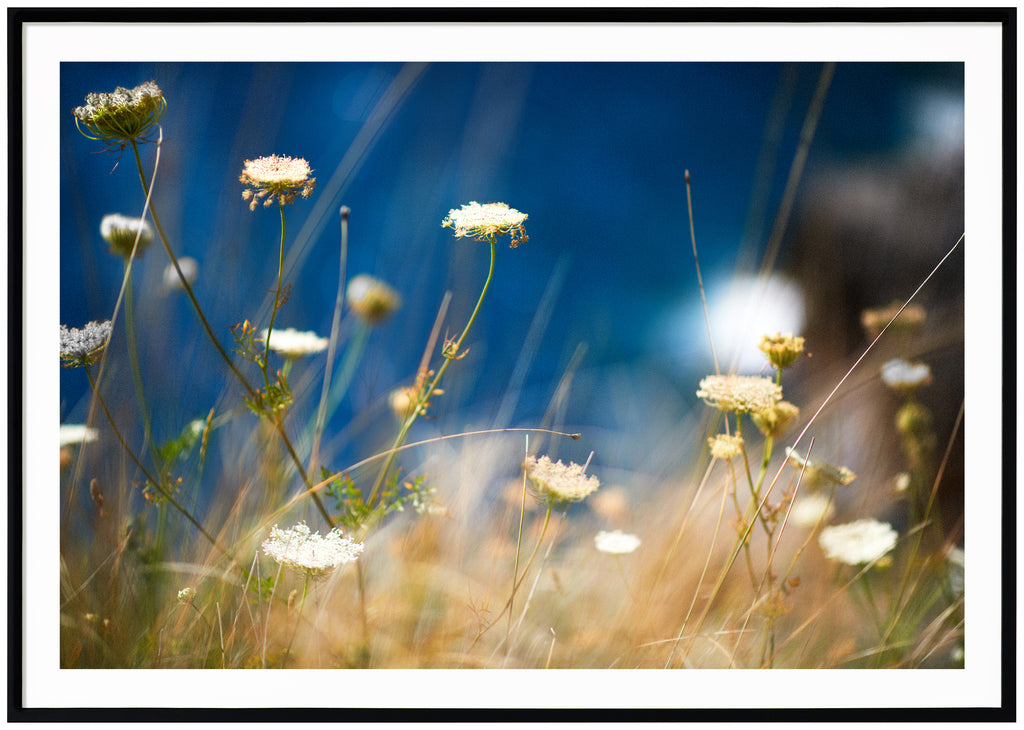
[60,61,964,528]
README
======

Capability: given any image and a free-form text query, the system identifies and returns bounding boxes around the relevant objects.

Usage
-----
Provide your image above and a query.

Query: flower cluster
[696,374,782,415]
[239,155,316,210]
[758,332,805,370]
[261,521,364,578]
[259,327,329,358]
[818,518,897,566]
[785,447,857,488]
[881,358,932,392]
[861,301,926,339]
[708,433,744,461]
[346,274,402,325]
[72,81,166,148]
[523,455,600,507]
[441,201,529,248]
[750,400,800,438]
[594,530,641,555]
[60,424,99,447]
[60,320,113,368]
[101,213,154,259]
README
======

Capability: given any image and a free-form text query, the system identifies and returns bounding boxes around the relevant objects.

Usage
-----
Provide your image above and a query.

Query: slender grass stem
[260,200,288,389]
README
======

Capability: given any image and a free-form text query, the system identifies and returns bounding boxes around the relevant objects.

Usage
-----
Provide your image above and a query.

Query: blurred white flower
[60,424,98,447]
[163,256,198,290]
[819,518,897,566]
[881,358,931,391]
[594,530,641,555]
[259,327,329,357]
[524,455,600,506]
[788,493,835,528]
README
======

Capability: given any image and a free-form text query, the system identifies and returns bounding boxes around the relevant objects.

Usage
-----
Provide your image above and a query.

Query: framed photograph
[13,6,1012,720]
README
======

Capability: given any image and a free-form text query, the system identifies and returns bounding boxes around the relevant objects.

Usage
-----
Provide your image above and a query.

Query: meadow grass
[59,79,964,671]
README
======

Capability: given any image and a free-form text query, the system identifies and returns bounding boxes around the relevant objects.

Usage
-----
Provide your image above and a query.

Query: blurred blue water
[60,61,963,487]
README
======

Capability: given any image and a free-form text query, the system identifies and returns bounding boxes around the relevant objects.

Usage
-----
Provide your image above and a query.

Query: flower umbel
[101,213,154,259]
[72,81,166,149]
[441,201,528,248]
[785,447,857,488]
[881,358,932,393]
[758,332,806,369]
[259,327,329,358]
[346,274,402,325]
[708,433,744,461]
[261,521,364,578]
[239,155,316,210]
[60,320,113,368]
[594,530,641,555]
[818,518,897,566]
[524,455,600,506]
[696,374,782,414]
[60,424,99,447]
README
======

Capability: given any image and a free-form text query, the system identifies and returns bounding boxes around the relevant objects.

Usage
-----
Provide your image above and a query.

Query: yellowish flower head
[751,400,800,438]
[708,433,744,461]
[523,455,599,506]
[696,374,782,414]
[758,332,805,369]
[441,201,528,248]
[239,155,316,210]
[346,274,402,325]
[785,447,857,488]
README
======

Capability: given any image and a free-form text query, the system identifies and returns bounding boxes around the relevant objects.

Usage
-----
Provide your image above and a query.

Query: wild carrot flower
[818,518,897,566]
[72,81,166,149]
[258,327,329,358]
[60,320,112,368]
[163,257,198,290]
[785,447,857,488]
[708,433,744,461]
[441,201,528,248]
[696,374,782,415]
[758,332,805,369]
[59,424,99,447]
[594,530,641,554]
[523,455,599,507]
[262,521,364,579]
[100,213,153,259]
[177,587,196,605]
[239,155,316,210]
[861,301,926,339]
[881,358,932,392]
[346,274,402,324]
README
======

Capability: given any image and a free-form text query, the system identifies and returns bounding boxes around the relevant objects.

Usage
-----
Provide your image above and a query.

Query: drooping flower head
[594,530,641,555]
[785,447,857,488]
[696,374,782,415]
[60,320,113,368]
[523,455,599,507]
[72,81,166,149]
[346,274,402,325]
[441,201,528,248]
[258,327,329,358]
[239,155,316,211]
[100,213,154,259]
[818,518,897,566]
[261,521,364,579]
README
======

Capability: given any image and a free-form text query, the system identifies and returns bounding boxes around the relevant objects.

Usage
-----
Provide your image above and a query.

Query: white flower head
[881,358,932,391]
[60,424,99,447]
[818,518,898,566]
[595,530,641,555]
[259,327,329,358]
[163,257,198,290]
[696,374,782,414]
[524,455,599,506]
[441,201,528,248]
[262,521,364,578]
[60,320,112,367]
[239,154,316,210]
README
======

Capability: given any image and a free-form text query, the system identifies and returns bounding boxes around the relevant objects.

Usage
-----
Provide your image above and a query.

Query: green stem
[261,200,287,389]
[367,234,497,509]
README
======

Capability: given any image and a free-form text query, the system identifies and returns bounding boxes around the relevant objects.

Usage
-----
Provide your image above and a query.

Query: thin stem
[367,234,497,508]
[261,200,288,389]
[84,366,234,562]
